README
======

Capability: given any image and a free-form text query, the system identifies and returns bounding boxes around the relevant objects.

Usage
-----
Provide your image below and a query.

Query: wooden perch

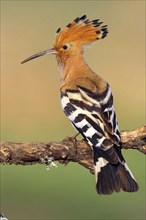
[0,125,146,174]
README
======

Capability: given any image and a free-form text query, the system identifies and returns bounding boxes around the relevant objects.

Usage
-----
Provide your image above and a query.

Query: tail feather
[117,163,139,192]
[94,156,139,195]
[96,162,120,194]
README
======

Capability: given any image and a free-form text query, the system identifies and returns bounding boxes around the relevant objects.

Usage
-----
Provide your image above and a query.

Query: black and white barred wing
[61,85,139,194]
[60,85,121,164]
[78,85,121,144]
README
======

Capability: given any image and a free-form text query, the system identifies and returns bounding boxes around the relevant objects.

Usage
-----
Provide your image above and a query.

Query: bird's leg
[63,132,80,154]
[71,132,80,140]
[40,156,58,171]
[63,132,80,143]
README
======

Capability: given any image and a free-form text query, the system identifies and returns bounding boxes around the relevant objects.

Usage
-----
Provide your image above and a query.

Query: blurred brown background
[1,1,145,220]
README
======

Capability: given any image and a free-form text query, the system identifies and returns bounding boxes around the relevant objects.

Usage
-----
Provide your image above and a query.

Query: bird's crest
[54,15,108,49]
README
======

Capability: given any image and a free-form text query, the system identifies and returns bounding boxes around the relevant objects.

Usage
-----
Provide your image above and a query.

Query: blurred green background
[1,1,145,220]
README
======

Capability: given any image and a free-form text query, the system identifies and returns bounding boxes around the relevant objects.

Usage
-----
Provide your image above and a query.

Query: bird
[21,15,139,195]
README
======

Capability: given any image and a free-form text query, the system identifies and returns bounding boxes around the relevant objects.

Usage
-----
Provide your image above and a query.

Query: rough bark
[0,125,146,174]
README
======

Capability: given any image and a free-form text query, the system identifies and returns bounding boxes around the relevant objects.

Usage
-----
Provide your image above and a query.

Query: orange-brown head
[21,15,108,64]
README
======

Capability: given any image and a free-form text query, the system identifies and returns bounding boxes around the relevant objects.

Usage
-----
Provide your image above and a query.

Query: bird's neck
[59,54,93,90]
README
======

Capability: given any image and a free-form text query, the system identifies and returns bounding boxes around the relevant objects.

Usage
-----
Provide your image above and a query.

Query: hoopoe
[21,15,139,195]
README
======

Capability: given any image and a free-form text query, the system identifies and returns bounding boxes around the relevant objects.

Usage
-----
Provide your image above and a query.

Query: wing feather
[61,86,121,164]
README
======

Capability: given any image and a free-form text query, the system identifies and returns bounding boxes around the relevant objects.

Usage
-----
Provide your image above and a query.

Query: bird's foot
[40,156,58,171]
[63,132,80,154]
[63,132,80,142]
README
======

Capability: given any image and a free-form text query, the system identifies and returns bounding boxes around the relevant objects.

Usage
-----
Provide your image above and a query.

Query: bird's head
[21,15,108,64]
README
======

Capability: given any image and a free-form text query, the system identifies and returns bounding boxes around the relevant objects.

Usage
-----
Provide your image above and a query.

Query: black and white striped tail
[93,148,139,194]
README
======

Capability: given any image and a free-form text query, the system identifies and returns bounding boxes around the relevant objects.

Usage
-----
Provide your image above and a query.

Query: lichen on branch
[0,125,146,174]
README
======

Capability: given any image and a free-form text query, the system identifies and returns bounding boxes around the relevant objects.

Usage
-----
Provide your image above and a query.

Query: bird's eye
[62,45,68,50]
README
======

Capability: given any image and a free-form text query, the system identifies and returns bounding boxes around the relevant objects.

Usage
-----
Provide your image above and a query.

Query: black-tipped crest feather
[55,15,108,48]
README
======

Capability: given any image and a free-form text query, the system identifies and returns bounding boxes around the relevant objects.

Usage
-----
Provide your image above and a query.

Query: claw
[63,132,80,155]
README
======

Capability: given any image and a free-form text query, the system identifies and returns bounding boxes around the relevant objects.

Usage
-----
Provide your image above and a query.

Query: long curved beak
[21,48,57,64]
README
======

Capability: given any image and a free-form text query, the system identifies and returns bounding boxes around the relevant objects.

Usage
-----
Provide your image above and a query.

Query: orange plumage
[54,15,108,49]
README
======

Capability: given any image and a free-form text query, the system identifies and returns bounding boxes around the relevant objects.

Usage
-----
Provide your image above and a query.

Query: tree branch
[0,125,146,174]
